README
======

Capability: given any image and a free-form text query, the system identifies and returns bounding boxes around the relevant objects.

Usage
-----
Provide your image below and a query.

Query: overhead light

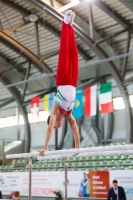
[57,0,80,13]
[28,14,38,22]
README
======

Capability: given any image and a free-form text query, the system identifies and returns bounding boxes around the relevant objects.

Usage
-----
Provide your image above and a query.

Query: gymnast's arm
[66,114,80,148]
[40,112,57,155]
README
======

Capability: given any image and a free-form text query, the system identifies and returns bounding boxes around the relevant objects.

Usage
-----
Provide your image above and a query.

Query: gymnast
[40,10,80,154]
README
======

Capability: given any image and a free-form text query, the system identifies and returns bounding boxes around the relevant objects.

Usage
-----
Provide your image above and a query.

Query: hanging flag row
[30,82,114,118]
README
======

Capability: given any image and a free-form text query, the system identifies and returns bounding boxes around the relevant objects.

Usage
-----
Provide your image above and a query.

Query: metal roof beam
[0,31,54,87]
[22,62,31,100]
[93,0,132,32]
[0,20,3,31]
[119,0,133,13]
[34,21,41,58]
[122,32,131,79]
[0,61,28,75]
[94,28,128,45]
[0,56,32,92]
[0,98,14,108]
[49,0,54,8]
[77,77,102,89]
[41,50,58,61]
[88,2,95,40]
[1,0,91,61]
[5,21,30,34]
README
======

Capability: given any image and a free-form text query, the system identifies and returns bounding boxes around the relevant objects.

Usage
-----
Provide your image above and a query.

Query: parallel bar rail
[6,144,133,159]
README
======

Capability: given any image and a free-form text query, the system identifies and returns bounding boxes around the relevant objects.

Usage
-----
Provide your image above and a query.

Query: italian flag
[99,82,114,114]
[85,85,97,116]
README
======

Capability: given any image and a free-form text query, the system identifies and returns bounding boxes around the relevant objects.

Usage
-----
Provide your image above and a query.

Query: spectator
[107,180,126,200]
[0,191,2,199]
[10,191,14,200]
[13,191,20,200]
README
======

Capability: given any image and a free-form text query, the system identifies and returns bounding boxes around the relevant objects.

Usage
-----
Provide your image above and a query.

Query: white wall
[103,110,126,140]
[0,121,62,150]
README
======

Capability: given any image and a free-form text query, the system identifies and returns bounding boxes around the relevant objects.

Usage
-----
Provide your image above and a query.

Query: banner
[0,172,60,197]
[0,170,133,199]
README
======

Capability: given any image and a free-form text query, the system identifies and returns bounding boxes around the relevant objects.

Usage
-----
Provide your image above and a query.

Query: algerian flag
[85,85,97,116]
[99,82,114,114]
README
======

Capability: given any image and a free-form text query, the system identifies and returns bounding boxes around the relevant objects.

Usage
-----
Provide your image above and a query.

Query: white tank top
[54,85,76,111]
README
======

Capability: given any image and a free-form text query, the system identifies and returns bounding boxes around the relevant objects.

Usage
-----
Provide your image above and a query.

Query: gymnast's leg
[56,11,78,87]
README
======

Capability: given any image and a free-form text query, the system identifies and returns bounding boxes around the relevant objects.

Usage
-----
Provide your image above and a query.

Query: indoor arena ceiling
[0,0,133,102]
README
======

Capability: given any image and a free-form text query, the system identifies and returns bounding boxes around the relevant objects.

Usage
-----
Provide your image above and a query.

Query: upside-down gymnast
[40,10,80,154]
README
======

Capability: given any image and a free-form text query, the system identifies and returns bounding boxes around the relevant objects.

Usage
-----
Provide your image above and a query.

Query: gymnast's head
[47,115,62,129]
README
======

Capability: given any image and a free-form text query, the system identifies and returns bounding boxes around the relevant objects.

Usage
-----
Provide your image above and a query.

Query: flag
[44,93,54,112]
[30,96,40,116]
[85,85,97,116]
[72,88,83,118]
[99,82,114,114]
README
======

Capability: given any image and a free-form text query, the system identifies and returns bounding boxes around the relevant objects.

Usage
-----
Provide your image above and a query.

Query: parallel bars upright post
[62,159,68,200]
[29,157,32,200]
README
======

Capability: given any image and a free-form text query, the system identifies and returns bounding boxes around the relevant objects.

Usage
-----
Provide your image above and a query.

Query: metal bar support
[1,51,133,90]
[41,51,58,61]
[2,140,4,165]
[22,62,31,100]
[49,0,54,7]
[5,22,30,34]
[62,159,68,200]
[34,21,41,58]
[122,31,131,79]
[88,2,94,40]
[16,107,20,140]
[0,20,3,31]
[29,157,32,200]
[55,128,58,150]
[0,98,14,108]
[93,0,132,32]
[94,28,128,45]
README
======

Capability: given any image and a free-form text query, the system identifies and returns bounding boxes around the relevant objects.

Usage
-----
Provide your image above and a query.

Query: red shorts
[58,107,72,115]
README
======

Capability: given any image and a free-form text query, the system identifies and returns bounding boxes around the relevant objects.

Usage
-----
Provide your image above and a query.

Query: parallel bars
[6,144,133,200]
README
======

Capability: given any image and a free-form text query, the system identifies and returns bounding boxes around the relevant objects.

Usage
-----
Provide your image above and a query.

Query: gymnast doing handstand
[40,10,80,154]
